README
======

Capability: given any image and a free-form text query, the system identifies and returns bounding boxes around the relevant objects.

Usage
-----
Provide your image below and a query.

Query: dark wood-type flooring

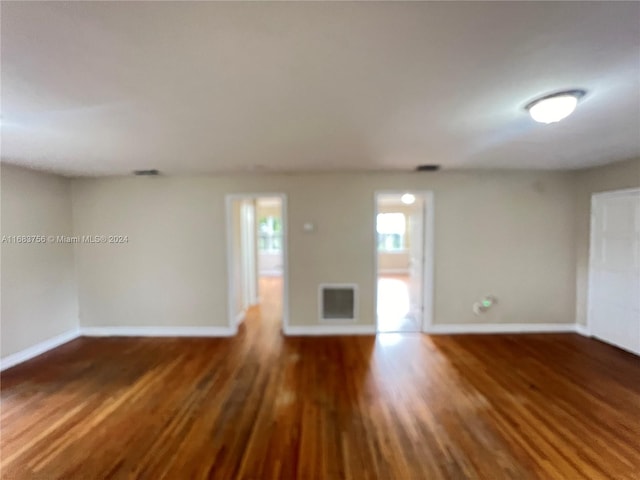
[2,277,639,479]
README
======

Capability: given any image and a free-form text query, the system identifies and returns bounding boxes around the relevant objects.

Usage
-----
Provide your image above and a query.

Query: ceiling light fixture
[525,89,586,124]
[401,193,416,205]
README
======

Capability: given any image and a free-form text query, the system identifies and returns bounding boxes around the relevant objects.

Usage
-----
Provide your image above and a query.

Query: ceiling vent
[416,164,440,172]
[133,169,160,176]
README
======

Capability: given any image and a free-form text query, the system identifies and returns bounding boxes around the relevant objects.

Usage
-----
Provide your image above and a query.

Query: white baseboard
[425,323,580,335]
[80,326,236,337]
[1,329,80,371]
[378,269,410,275]
[259,270,283,277]
[574,324,591,336]
[0,321,592,371]
[286,322,583,336]
[283,324,376,336]
[235,310,247,326]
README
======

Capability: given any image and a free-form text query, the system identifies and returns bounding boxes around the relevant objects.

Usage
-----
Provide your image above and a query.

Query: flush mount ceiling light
[401,193,416,205]
[525,89,586,124]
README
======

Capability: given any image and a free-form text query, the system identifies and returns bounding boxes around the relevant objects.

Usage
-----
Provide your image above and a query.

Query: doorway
[588,188,640,355]
[375,191,433,333]
[226,194,288,333]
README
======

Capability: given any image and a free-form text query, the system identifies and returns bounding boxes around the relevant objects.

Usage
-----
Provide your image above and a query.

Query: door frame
[225,193,289,334]
[374,190,435,332]
[586,187,640,341]
[240,200,258,308]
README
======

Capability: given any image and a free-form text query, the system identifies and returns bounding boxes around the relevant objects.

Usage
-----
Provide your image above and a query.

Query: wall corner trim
[574,324,591,337]
[0,329,80,371]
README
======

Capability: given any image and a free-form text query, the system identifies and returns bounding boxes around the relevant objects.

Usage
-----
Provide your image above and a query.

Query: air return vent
[416,164,440,172]
[319,284,358,322]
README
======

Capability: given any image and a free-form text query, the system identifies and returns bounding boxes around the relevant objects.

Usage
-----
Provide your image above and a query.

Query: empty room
[1,2,639,479]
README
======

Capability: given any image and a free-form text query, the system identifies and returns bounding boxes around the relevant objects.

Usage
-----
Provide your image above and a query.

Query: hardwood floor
[2,282,639,479]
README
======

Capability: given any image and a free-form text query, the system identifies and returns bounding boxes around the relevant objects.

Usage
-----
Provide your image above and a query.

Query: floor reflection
[377,275,421,332]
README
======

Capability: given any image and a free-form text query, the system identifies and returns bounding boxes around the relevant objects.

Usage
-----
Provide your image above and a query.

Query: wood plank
[1,277,639,479]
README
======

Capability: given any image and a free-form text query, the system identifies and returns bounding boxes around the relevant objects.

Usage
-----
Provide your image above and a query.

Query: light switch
[303,222,315,232]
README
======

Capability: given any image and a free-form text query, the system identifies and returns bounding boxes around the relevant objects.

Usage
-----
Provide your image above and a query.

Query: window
[377,213,406,252]
[258,216,282,252]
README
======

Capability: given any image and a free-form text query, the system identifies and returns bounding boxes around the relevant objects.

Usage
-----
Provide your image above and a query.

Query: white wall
[258,253,283,275]
[1,164,78,359]
[2,160,634,354]
[71,170,577,328]
[378,251,410,273]
[574,157,640,326]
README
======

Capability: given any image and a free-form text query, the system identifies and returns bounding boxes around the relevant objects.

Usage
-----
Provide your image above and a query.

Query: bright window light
[377,213,406,252]
[377,213,405,234]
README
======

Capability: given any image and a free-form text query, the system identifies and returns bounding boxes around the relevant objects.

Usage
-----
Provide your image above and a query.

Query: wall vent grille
[319,284,358,322]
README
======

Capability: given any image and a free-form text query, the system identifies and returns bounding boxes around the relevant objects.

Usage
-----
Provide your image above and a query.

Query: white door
[589,189,640,355]
[408,198,424,324]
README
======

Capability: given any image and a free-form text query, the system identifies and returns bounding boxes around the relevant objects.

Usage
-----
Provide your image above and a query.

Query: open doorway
[226,194,288,333]
[375,191,433,333]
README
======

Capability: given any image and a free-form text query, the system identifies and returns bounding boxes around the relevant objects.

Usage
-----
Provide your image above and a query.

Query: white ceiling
[1,1,639,176]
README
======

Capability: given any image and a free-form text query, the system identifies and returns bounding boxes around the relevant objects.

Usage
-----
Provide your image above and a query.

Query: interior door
[408,197,424,324]
[589,189,640,355]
